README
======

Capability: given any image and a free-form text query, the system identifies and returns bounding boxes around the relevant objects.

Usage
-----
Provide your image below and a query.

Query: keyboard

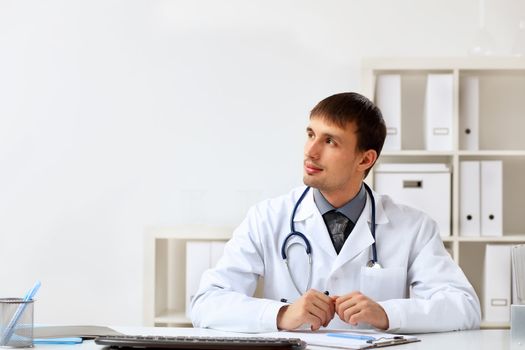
[94,335,306,349]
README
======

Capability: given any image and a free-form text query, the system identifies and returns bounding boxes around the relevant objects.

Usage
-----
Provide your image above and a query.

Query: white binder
[459,161,481,236]
[424,74,453,151]
[375,74,401,151]
[512,245,525,305]
[484,244,512,323]
[186,241,211,318]
[459,76,480,150]
[210,241,226,267]
[481,161,503,236]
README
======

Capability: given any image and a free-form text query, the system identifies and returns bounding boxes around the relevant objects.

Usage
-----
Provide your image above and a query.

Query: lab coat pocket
[359,266,406,302]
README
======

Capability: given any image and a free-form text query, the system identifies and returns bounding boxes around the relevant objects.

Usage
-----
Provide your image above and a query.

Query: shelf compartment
[372,69,454,151]
[460,70,525,151]
[458,156,525,236]
[144,226,233,327]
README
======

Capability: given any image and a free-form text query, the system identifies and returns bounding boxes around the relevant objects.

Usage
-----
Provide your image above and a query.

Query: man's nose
[305,140,321,159]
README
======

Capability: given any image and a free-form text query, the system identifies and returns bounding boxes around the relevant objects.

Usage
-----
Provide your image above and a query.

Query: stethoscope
[280,183,381,296]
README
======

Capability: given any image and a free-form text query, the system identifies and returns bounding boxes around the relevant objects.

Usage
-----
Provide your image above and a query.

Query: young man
[190,92,481,333]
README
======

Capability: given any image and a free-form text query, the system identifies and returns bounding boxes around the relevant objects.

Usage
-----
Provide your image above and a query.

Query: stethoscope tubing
[281,183,379,296]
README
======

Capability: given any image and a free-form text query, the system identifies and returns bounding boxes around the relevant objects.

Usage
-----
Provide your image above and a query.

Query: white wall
[0,0,523,325]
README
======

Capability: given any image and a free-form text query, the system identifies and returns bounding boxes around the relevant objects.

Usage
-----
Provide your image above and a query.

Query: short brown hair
[310,92,387,176]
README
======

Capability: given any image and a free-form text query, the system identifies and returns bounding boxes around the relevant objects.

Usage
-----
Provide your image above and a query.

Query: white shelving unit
[143,226,233,326]
[362,57,525,329]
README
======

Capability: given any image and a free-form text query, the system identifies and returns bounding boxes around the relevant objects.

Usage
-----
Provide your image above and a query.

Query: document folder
[480,161,503,236]
[459,76,480,150]
[424,74,453,151]
[484,244,512,323]
[512,244,525,305]
[459,161,481,236]
[375,74,402,151]
[186,241,212,318]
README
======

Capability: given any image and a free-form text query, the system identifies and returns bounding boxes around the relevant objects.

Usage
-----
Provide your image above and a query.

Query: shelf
[144,226,235,327]
[458,150,525,156]
[145,225,233,240]
[480,321,510,329]
[363,57,525,71]
[381,151,454,156]
[154,309,192,325]
[458,235,525,242]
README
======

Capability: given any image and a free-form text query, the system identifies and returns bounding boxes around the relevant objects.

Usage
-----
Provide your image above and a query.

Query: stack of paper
[512,245,525,305]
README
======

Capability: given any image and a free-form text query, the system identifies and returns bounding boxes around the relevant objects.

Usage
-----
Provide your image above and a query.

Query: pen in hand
[280,290,330,304]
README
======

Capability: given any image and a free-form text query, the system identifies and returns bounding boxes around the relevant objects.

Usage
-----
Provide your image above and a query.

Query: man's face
[303,116,364,195]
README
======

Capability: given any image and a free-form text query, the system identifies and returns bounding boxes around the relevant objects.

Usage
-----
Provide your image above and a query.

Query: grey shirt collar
[312,184,366,224]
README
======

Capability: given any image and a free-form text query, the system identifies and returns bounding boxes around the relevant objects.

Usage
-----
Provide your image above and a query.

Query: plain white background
[0,0,524,325]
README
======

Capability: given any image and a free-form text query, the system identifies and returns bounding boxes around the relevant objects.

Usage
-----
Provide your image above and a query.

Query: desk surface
[31,327,511,350]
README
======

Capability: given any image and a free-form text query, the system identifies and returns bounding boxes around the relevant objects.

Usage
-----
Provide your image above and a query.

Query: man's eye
[326,138,335,145]
[307,132,314,139]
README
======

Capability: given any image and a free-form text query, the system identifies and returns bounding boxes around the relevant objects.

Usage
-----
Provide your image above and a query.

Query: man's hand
[334,292,389,330]
[277,289,335,331]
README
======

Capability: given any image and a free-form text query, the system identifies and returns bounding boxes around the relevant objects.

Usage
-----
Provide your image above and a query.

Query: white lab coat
[190,186,481,333]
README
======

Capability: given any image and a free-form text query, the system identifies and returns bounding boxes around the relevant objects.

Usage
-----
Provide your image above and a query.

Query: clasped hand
[276,289,389,331]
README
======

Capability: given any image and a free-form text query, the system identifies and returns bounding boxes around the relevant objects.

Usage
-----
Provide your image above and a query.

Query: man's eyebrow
[306,127,342,142]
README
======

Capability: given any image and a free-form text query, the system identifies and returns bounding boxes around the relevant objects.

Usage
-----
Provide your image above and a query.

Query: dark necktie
[323,210,354,254]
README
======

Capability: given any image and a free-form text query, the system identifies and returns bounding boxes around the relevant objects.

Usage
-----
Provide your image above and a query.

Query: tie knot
[323,211,353,254]
[324,210,349,226]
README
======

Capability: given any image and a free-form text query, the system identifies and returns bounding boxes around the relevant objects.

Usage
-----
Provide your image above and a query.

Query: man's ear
[358,149,378,173]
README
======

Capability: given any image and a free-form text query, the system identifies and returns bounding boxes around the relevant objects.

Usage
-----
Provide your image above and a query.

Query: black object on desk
[94,335,306,349]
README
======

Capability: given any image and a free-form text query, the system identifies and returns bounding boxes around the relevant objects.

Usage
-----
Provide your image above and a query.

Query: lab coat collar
[292,186,391,263]
[292,188,338,258]
[367,187,389,225]
[292,186,389,225]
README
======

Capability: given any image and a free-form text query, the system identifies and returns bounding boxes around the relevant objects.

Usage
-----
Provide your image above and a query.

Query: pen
[280,291,330,304]
[326,333,376,341]
[0,281,41,345]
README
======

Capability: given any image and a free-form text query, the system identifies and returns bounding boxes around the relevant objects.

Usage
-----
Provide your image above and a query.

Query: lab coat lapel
[293,188,338,258]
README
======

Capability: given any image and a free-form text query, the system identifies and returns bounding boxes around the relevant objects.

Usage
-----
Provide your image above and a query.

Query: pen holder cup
[0,298,34,348]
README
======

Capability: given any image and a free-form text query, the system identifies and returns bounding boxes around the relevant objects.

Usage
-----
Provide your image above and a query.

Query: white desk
[31,327,512,350]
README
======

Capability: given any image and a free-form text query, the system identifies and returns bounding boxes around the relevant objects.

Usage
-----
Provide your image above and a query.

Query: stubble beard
[303,174,326,191]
